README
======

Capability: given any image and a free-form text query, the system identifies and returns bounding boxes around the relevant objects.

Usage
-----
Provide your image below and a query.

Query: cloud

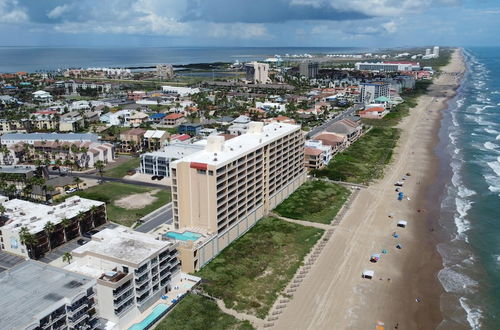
[0,0,28,23]
[47,4,70,19]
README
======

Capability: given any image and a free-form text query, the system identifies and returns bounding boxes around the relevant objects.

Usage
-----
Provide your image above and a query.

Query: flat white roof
[144,130,167,139]
[172,122,300,168]
[71,226,174,265]
[1,196,104,234]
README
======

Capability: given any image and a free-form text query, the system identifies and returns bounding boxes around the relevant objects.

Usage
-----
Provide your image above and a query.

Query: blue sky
[0,0,499,47]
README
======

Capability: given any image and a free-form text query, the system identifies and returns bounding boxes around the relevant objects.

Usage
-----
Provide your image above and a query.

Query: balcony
[114,288,134,305]
[135,264,149,277]
[67,303,88,316]
[114,294,134,309]
[69,313,88,326]
[136,283,150,296]
[113,280,132,297]
[135,274,149,286]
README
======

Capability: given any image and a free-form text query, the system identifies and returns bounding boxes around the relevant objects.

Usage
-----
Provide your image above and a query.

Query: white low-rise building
[162,85,200,96]
[65,227,181,329]
[0,196,107,259]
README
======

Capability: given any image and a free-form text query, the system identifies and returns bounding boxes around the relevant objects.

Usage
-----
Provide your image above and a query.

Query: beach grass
[103,158,140,178]
[72,182,171,227]
[196,217,323,319]
[313,127,400,184]
[274,180,351,224]
[154,294,254,330]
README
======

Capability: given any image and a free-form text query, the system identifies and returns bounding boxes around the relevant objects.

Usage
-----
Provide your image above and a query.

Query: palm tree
[94,160,105,178]
[61,217,72,242]
[0,204,5,218]
[43,221,56,251]
[62,252,73,264]
[19,227,38,258]
[73,177,83,190]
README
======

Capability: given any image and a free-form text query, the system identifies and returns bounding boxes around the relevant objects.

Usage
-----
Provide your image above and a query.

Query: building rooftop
[144,130,167,139]
[0,165,37,174]
[0,196,104,234]
[1,132,99,142]
[305,147,323,156]
[172,122,300,168]
[0,260,95,330]
[70,227,175,266]
[143,143,204,160]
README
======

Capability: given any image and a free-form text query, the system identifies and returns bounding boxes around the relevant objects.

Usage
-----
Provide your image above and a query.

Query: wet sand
[273,49,465,330]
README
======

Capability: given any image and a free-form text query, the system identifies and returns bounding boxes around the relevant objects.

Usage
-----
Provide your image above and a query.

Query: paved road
[306,104,363,138]
[48,171,171,190]
[135,203,173,233]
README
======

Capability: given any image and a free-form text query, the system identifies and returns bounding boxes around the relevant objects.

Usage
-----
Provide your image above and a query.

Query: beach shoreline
[272,49,465,330]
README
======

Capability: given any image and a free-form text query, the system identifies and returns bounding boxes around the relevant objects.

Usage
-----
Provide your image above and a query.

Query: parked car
[77,239,88,245]
[151,175,158,180]
[157,175,164,181]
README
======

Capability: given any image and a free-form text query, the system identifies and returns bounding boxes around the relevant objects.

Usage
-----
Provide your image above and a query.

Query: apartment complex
[65,227,180,328]
[140,143,204,177]
[0,261,98,330]
[299,61,319,78]
[169,122,306,272]
[359,82,390,104]
[245,62,271,84]
[355,61,420,72]
[0,196,106,259]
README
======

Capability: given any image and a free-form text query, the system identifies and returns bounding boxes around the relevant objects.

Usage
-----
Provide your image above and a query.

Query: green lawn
[73,182,171,227]
[104,158,140,178]
[274,181,351,224]
[312,127,400,184]
[197,217,323,318]
[155,294,254,330]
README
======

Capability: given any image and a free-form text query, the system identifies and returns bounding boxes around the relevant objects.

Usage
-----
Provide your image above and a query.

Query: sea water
[0,46,364,73]
[436,47,500,330]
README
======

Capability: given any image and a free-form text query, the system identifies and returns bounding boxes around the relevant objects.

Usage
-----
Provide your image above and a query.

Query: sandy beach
[273,49,465,330]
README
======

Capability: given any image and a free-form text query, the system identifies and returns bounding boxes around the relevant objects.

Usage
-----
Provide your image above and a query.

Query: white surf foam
[459,297,482,330]
[484,128,499,135]
[438,267,478,294]
[486,156,500,176]
[483,141,497,150]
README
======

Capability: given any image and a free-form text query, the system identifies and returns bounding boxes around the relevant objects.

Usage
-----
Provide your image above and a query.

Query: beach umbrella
[381,249,388,254]
[396,244,403,249]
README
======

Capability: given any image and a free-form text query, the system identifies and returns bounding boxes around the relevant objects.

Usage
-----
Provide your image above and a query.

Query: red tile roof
[165,113,184,120]
[305,147,323,156]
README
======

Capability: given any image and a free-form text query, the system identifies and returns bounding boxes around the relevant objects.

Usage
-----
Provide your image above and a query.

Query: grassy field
[155,294,254,330]
[104,158,140,178]
[73,182,171,227]
[312,127,400,184]
[197,217,323,318]
[274,181,351,224]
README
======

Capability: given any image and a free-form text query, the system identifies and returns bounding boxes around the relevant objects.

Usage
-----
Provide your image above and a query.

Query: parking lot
[0,251,25,273]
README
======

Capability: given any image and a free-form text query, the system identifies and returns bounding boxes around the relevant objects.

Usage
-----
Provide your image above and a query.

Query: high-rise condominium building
[359,82,391,104]
[299,61,319,78]
[245,62,271,84]
[169,122,306,272]
[433,46,440,57]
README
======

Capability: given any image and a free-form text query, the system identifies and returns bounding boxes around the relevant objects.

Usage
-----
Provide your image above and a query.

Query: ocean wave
[459,297,482,330]
[484,128,499,135]
[486,156,500,176]
[483,141,498,150]
[438,267,478,294]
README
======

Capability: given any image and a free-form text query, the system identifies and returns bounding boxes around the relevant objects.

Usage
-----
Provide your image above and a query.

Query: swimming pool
[164,231,202,241]
[128,304,169,330]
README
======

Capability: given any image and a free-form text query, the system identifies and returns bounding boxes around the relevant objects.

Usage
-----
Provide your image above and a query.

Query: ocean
[0,46,365,73]
[436,47,500,329]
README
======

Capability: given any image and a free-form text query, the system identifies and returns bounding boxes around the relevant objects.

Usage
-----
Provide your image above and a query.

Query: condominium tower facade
[169,122,306,272]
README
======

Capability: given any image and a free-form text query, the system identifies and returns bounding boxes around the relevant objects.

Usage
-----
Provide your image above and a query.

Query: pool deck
[126,273,201,330]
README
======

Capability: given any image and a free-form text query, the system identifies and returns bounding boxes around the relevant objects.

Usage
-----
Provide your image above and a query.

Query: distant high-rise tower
[244,62,271,84]
[433,46,440,57]
[425,48,431,56]
[299,61,319,78]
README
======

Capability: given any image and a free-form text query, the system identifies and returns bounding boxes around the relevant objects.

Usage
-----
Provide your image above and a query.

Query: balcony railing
[67,303,88,316]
